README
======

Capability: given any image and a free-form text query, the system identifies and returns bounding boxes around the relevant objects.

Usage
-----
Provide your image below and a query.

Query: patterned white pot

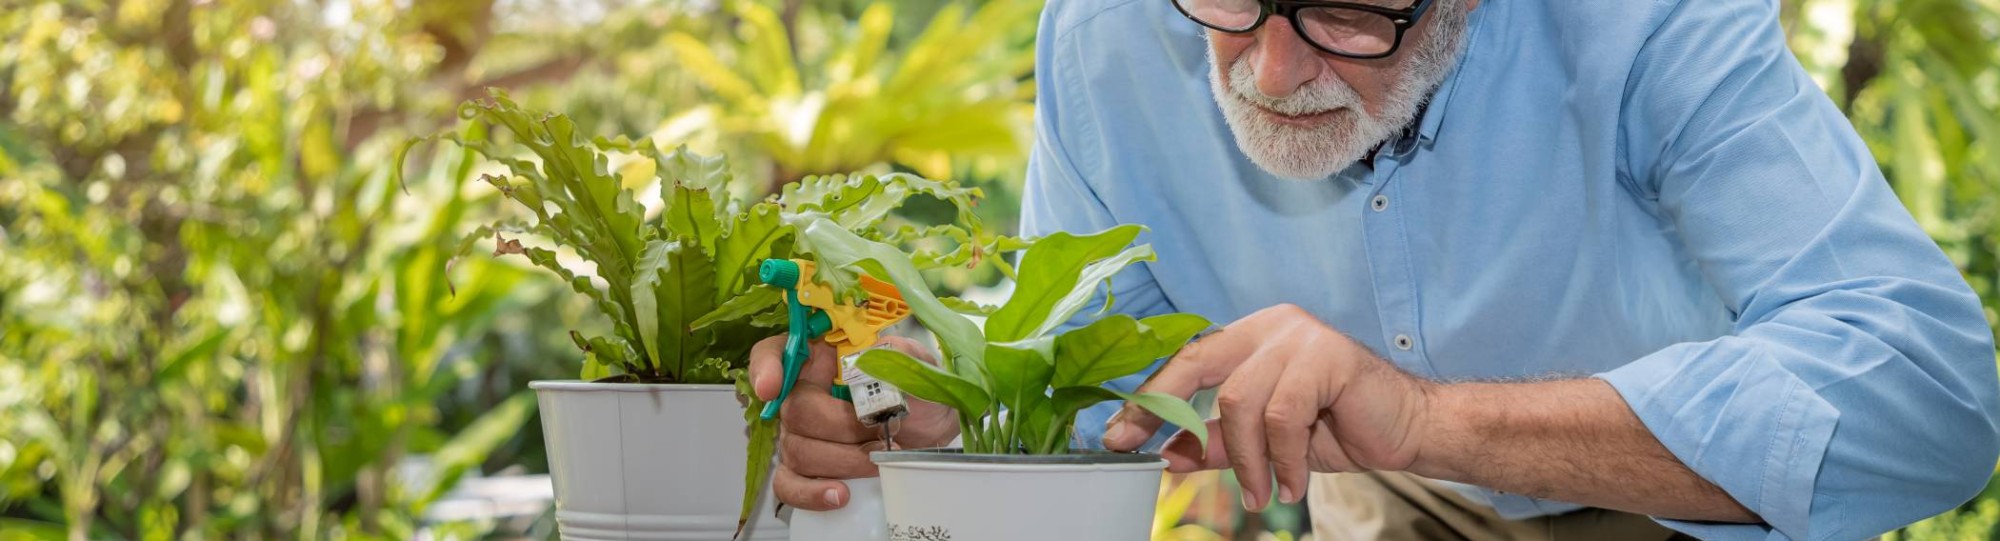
[871,449,1166,541]
[532,381,787,540]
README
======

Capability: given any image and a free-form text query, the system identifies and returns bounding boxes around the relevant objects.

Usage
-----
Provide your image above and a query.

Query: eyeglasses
[1170,0,1438,59]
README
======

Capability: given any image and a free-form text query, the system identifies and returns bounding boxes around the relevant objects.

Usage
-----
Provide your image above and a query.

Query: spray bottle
[756,258,910,540]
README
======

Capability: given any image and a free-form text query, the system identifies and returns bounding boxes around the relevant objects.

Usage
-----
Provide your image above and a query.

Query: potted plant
[400,91,1002,540]
[785,216,1213,540]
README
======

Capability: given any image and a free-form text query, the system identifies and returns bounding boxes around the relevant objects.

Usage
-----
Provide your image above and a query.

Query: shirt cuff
[1596,339,1841,541]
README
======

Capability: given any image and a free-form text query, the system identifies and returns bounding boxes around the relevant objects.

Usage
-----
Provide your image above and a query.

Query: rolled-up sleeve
[1597,0,2000,539]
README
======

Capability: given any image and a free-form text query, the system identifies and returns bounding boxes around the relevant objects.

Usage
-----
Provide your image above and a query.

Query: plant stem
[957,414,982,453]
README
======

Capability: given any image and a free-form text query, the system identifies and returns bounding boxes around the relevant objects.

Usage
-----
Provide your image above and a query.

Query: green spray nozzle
[759,259,827,420]
[759,259,800,289]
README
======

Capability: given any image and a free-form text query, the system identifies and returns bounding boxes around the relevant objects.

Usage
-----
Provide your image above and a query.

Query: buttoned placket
[1357,127,1439,378]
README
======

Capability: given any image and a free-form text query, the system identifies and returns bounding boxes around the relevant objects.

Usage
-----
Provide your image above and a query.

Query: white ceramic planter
[787,477,889,541]
[872,449,1167,541]
[532,381,787,540]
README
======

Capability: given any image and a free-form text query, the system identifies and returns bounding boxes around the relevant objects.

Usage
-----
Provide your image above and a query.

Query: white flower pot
[532,381,787,540]
[871,449,1167,541]
[786,477,890,541]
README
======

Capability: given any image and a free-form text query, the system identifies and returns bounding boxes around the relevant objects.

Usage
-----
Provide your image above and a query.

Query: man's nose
[1249,16,1324,98]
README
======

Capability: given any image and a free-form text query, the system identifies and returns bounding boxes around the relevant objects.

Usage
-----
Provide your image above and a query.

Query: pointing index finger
[1102,325,1253,451]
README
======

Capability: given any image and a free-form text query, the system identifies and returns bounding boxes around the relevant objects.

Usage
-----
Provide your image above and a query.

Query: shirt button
[1371,194,1389,212]
[1393,334,1414,351]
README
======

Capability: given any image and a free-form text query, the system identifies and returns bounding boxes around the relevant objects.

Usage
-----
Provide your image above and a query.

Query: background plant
[662,0,1039,191]
[408,91,1006,385]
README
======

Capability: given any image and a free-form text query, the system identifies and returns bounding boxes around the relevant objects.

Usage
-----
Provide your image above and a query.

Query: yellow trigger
[786,260,913,382]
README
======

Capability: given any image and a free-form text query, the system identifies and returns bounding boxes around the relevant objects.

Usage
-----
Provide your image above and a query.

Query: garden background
[1,0,1996,539]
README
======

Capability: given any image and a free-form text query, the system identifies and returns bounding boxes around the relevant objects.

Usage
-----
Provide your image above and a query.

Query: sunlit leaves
[817,218,1212,455]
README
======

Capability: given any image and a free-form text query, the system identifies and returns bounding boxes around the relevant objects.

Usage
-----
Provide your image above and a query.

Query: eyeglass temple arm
[1406,0,1437,22]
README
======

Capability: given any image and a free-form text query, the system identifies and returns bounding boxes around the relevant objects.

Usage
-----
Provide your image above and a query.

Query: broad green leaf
[578,333,640,378]
[664,186,723,252]
[631,238,719,381]
[1050,312,1210,389]
[939,296,998,317]
[1140,313,1213,347]
[734,369,779,539]
[711,202,788,300]
[1014,399,1059,455]
[691,286,783,331]
[985,339,1054,418]
[854,348,990,416]
[1114,390,1209,451]
[650,143,734,207]
[1026,244,1156,339]
[632,239,674,372]
[1045,388,1209,452]
[1050,315,1151,389]
[580,359,611,381]
[780,174,877,217]
[779,173,982,235]
[985,225,1144,342]
[1049,385,1123,428]
[790,214,986,376]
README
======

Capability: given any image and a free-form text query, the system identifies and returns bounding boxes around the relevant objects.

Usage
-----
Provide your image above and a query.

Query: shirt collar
[1413,0,1489,149]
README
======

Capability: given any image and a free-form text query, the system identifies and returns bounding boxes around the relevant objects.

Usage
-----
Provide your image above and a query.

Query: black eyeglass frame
[1170,0,1439,59]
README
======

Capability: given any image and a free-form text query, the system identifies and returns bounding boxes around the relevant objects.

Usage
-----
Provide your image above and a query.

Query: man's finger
[778,431,884,479]
[1216,351,1288,512]
[752,338,841,401]
[780,386,879,443]
[750,335,787,400]
[1103,325,1259,451]
[1161,419,1229,473]
[773,461,849,511]
[1265,361,1330,504]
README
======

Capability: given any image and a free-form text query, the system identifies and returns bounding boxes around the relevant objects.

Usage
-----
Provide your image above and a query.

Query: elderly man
[752,0,2000,538]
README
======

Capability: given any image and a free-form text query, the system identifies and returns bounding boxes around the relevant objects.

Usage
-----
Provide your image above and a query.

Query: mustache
[1225,57,1363,117]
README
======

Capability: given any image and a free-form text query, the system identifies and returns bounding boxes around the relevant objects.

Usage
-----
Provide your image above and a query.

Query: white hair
[1208,0,1472,180]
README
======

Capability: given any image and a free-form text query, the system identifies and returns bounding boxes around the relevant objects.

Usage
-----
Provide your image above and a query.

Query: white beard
[1207,3,1470,181]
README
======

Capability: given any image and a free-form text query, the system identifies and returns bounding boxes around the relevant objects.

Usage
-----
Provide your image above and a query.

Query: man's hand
[1100,304,1436,511]
[748,335,959,511]
[1100,304,1758,523]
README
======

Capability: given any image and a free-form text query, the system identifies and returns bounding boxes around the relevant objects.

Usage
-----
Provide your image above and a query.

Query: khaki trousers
[1309,472,1693,541]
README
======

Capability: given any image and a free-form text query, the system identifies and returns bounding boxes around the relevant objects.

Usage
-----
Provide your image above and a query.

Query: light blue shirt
[1027,0,2000,539]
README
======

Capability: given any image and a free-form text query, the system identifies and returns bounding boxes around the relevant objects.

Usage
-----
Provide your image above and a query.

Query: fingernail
[823,488,841,507]
[1280,486,1297,504]
[1242,491,1259,511]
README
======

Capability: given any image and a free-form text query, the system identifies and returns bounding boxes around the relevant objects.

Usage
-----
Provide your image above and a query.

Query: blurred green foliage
[0,0,1031,539]
[1,0,1995,539]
